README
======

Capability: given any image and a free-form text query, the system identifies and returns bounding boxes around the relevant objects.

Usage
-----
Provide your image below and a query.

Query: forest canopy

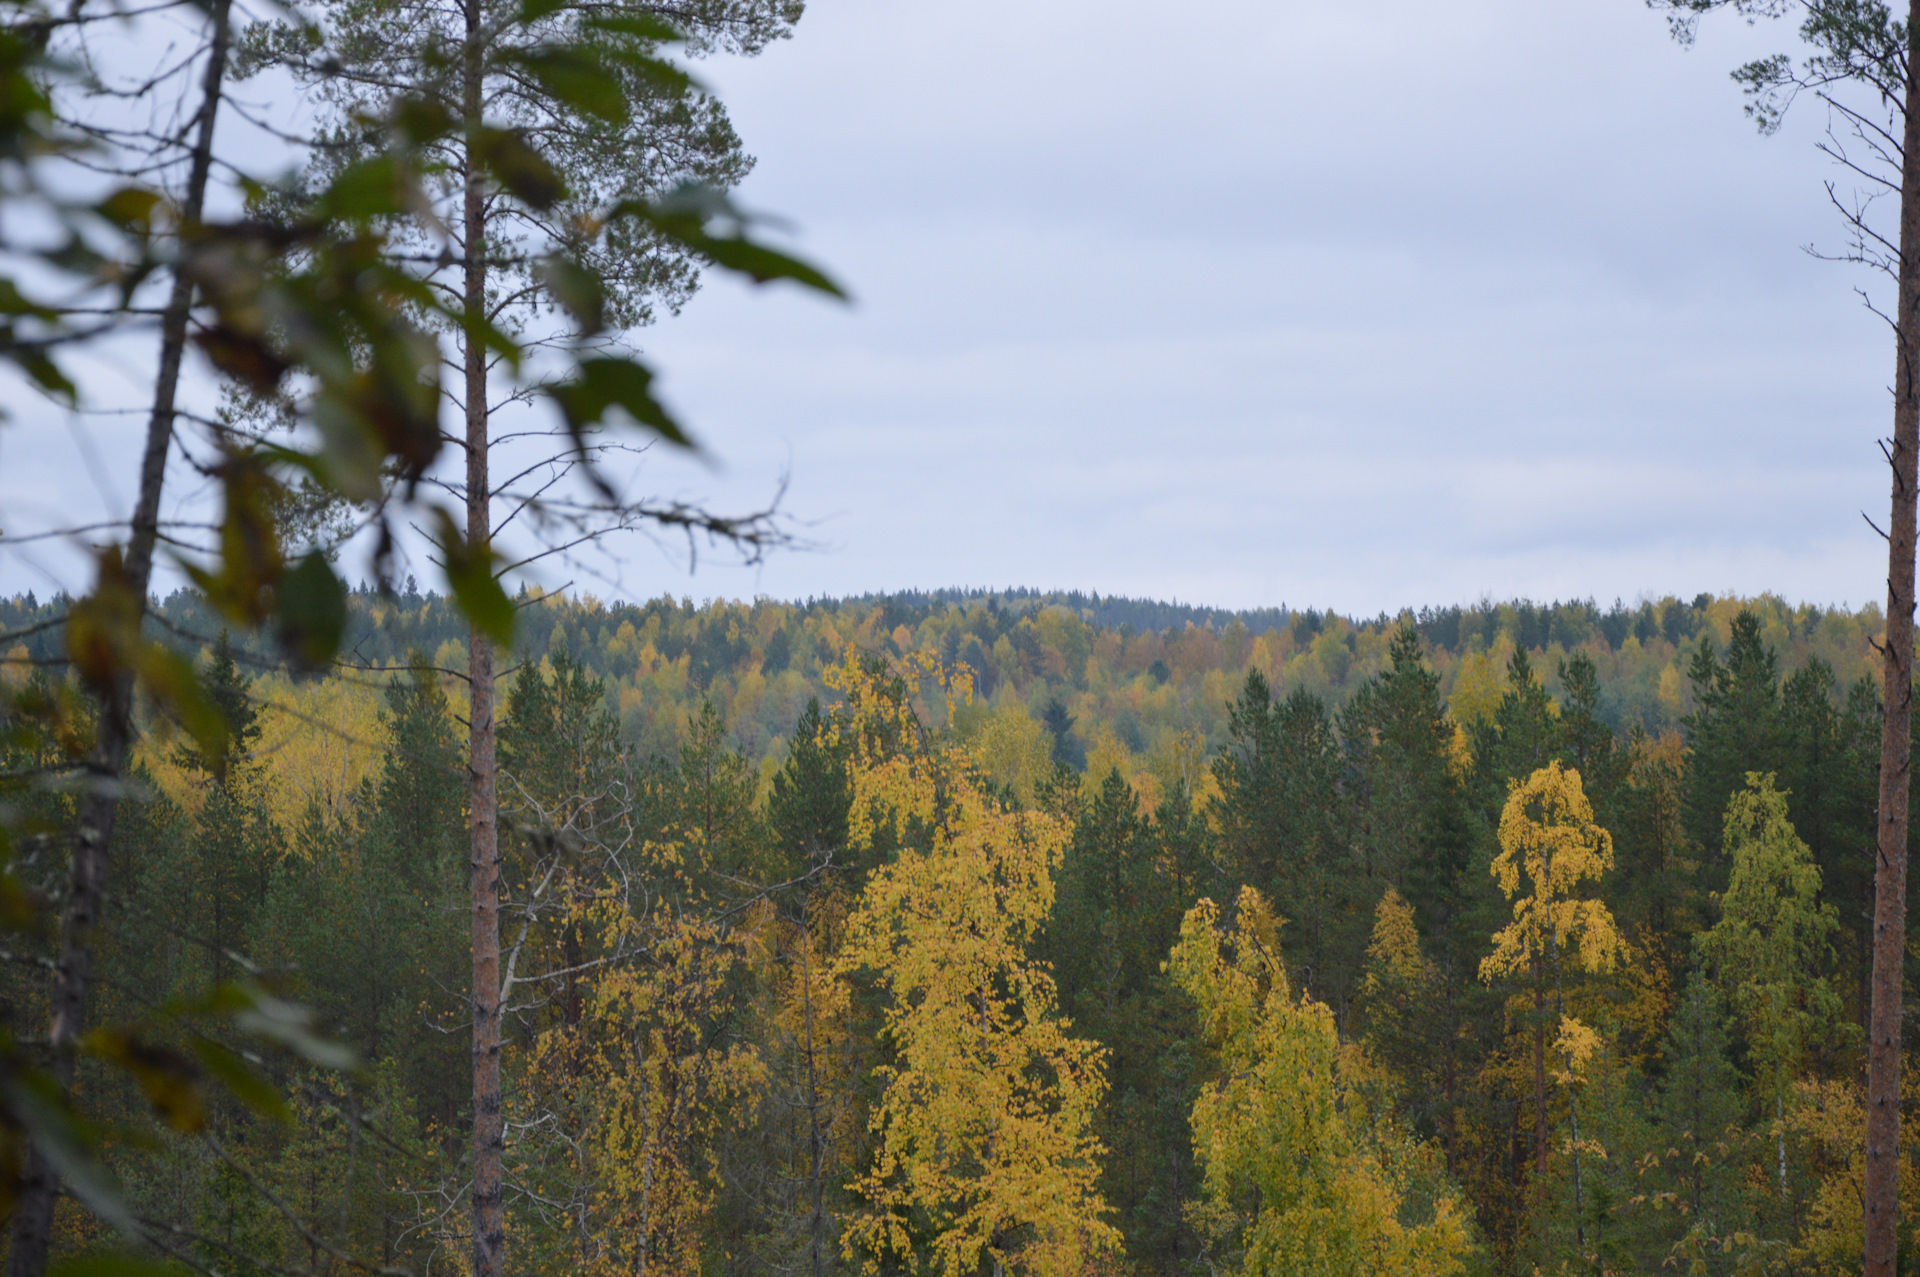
[0,584,1901,1274]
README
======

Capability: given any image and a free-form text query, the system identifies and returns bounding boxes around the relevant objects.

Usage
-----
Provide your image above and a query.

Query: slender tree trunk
[1531,972,1547,1174]
[6,3,232,1269]
[1776,1090,1787,1198]
[1550,949,1585,1254]
[462,4,504,1272]
[798,920,826,1277]
[1864,12,1920,1269]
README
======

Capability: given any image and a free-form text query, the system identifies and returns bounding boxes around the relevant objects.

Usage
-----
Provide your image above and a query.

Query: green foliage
[1045,768,1209,1271]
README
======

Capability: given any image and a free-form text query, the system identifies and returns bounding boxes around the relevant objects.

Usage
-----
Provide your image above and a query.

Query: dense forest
[0,585,1903,1274]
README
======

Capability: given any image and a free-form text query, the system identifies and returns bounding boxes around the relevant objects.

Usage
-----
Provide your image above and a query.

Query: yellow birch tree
[830,650,1120,1277]
[1479,761,1622,1256]
[1171,887,1473,1277]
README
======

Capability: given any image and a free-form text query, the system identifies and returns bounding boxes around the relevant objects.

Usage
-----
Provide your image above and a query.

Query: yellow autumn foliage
[1481,762,1623,1022]
[1172,888,1474,1277]
[829,650,1120,1277]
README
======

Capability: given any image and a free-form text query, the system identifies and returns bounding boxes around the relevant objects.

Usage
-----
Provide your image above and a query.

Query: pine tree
[1779,659,1878,997]
[1469,648,1564,816]
[1355,888,1459,1156]
[769,697,853,875]
[1646,962,1758,1273]
[1046,767,1203,1271]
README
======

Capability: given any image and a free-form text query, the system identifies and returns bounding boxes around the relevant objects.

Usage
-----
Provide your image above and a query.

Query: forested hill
[0,582,1900,1271]
[0,585,1884,803]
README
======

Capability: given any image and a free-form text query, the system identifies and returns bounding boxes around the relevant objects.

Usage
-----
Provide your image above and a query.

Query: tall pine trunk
[6,2,233,1268]
[462,2,505,1270]
[1864,8,1920,1268]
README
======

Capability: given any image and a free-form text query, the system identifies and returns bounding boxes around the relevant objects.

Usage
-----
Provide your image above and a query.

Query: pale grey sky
[629,0,1890,615]
[0,0,1892,616]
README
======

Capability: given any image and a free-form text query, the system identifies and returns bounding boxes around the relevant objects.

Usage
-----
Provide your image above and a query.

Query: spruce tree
[768,697,853,877]
[1212,673,1357,1005]
[1649,963,1757,1273]
[1682,611,1784,881]
[1339,624,1472,946]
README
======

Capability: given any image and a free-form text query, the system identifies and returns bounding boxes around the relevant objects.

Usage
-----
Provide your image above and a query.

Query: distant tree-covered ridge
[0,585,1880,820]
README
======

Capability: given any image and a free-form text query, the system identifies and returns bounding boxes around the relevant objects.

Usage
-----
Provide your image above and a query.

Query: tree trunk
[799,921,826,1277]
[6,2,233,1269]
[1864,10,1920,1269]
[1532,972,1547,1174]
[462,3,504,1271]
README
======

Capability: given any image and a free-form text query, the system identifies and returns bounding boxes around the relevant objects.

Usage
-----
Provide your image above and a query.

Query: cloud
[0,0,1892,616]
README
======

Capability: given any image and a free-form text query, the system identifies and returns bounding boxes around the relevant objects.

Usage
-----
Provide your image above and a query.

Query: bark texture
[1864,11,1920,1269]
[5,3,232,1270]
[463,2,505,1267]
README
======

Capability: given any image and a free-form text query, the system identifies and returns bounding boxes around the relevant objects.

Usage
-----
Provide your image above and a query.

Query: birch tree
[1478,761,1623,1254]
[1171,887,1473,1277]
[829,650,1119,1277]
[1699,772,1849,1198]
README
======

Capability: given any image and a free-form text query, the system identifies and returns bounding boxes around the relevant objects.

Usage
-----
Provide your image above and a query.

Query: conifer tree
[1778,659,1878,985]
[769,697,853,874]
[1046,767,1205,1269]
[1641,8,1920,1252]
[1468,649,1564,816]
[1213,673,1356,1005]
[1340,624,1472,944]
[1355,888,1458,1156]
[238,2,809,1265]
[1683,612,1784,881]
[1647,961,1757,1270]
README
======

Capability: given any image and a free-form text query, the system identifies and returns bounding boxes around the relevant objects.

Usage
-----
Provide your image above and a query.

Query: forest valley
[0,586,1905,1276]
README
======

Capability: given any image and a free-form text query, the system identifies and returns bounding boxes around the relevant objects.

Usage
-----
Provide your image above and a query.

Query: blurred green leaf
[548,355,691,448]
[312,155,414,223]
[189,1040,291,1125]
[50,1255,187,1277]
[537,254,604,335]
[233,1004,359,1073]
[581,13,684,42]
[82,1029,206,1133]
[474,127,565,208]
[613,190,845,298]
[4,1074,136,1238]
[506,48,631,123]
[135,645,230,770]
[0,278,57,321]
[9,347,76,402]
[275,550,347,669]
[93,187,162,235]
[434,510,515,647]
[675,232,844,296]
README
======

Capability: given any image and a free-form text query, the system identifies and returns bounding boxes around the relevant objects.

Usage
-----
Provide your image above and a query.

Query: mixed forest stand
[0,593,1905,1275]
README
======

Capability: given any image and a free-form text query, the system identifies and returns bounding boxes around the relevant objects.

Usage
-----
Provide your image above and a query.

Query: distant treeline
[0,586,1883,782]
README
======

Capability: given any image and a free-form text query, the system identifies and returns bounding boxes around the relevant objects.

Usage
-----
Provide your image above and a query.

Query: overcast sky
[0,0,1894,616]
